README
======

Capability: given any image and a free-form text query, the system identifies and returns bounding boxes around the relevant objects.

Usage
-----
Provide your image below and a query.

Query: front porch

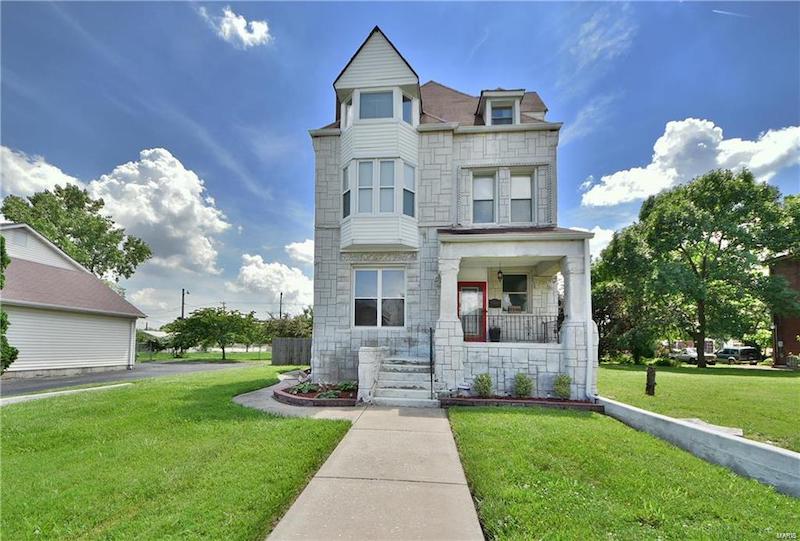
[434,227,598,400]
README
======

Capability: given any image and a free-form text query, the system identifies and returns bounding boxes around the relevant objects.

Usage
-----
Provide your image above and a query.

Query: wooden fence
[272,337,312,365]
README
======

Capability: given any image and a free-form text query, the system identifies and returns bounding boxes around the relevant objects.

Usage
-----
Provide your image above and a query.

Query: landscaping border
[597,395,800,497]
[440,396,604,412]
[273,387,358,407]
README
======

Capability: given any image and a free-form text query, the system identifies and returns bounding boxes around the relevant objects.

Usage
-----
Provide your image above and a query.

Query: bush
[652,357,677,367]
[288,382,319,395]
[553,374,571,399]
[317,389,340,399]
[512,373,534,398]
[472,373,492,398]
[337,381,357,392]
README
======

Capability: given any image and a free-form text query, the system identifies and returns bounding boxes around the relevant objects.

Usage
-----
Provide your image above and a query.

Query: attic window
[491,104,513,125]
[360,91,393,119]
[402,95,412,124]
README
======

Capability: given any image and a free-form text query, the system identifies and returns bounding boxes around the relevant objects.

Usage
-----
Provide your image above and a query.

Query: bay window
[379,160,395,212]
[357,161,373,213]
[354,269,405,327]
[342,165,351,218]
[511,174,533,222]
[359,91,393,119]
[403,163,415,217]
[473,175,495,223]
[402,95,413,124]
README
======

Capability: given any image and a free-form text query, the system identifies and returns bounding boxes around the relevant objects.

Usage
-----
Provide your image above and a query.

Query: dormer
[334,27,421,130]
[476,89,526,126]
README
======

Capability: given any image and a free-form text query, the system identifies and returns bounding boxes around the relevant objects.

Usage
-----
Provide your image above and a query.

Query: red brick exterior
[771,256,800,365]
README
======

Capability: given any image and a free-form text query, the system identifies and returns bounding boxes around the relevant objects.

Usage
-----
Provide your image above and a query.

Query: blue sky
[2,2,798,326]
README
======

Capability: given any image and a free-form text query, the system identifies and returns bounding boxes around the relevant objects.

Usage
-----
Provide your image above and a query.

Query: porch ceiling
[460,256,562,275]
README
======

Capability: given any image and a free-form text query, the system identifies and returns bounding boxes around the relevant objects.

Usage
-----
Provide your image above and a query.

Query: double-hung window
[473,175,495,223]
[358,161,373,213]
[502,274,528,313]
[360,91,393,119]
[379,161,395,212]
[342,165,351,218]
[354,269,405,327]
[491,104,513,125]
[511,174,533,222]
[343,98,353,128]
[403,163,415,217]
[402,95,413,124]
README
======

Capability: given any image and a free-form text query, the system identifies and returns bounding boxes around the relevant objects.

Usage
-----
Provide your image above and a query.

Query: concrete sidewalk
[269,407,483,541]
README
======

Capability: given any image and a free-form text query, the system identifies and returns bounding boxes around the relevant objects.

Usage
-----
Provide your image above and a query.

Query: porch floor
[268,407,483,540]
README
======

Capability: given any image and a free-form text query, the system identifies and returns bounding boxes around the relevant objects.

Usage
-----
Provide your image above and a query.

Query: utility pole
[279,292,283,319]
[221,301,227,310]
[181,288,190,319]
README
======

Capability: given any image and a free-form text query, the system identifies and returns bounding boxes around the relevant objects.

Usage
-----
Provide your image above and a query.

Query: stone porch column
[435,257,464,393]
[560,255,591,399]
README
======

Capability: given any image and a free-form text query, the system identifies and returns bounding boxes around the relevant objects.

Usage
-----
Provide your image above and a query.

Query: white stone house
[310,27,597,405]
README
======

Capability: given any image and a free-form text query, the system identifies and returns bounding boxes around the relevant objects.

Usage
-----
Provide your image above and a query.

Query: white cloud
[579,175,594,191]
[226,254,313,314]
[581,119,800,207]
[0,146,84,196]
[1,145,231,274]
[130,288,170,311]
[199,6,273,49]
[285,239,314,265]
[560,94,618,146]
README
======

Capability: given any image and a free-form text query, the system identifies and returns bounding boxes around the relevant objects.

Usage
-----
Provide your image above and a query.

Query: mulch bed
[440,396,604,412]
[273,385,358,407]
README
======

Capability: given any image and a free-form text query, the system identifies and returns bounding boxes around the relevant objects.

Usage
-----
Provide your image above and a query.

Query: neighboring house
[770,254,800,365]
[310,27,597,405]
[0,223,144,378]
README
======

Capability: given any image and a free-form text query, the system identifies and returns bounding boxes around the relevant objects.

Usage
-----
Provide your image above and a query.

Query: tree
[638,169,800,367]
[237,312,263,353]
[1,185,151,281]
[165,308,246,360]
[263,307,313,342]
[1,235,18,373]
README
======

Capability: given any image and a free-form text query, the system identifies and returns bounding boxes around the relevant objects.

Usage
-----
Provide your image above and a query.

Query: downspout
[128,319,136,370]
[584,238,595,400]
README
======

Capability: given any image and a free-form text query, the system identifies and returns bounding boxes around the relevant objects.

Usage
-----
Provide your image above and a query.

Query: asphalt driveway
[0,361,255,397]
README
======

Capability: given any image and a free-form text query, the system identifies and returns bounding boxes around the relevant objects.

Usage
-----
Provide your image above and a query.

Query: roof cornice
[309,128,341,137]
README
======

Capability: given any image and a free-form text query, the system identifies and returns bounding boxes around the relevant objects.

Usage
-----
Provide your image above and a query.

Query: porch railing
[460,311,560,344]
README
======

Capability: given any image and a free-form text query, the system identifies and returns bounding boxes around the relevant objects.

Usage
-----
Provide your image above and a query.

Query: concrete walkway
[268,406,483,541]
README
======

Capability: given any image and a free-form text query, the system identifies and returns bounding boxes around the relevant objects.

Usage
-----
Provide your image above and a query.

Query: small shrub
[472,373,492,398]
[553,374,571,399]
[288,382,319,395]
[652,357,677,367]
[512,373,534,398]
[317,389,341,399]
[337,381,357,392]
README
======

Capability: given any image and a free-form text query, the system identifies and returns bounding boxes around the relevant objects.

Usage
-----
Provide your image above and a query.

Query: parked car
[670,347,717,364]
[714,346,761,365]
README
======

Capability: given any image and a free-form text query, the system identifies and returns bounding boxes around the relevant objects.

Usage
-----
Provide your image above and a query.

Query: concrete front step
[381,363,430,374]
[377,379,432,389]
[384,357,430,365]
[378,370,432,383]
[372,396,440,408]
[375,387,433,400]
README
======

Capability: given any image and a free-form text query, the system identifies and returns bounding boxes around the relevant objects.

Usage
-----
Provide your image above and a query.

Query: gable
[334,29,418,91]
[1,226,83,271]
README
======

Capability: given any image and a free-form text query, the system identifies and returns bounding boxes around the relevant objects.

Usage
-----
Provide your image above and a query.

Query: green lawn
[1,366,349,540]
[449,407,798,540]
[598,364,800,451]
[137,350,271,363]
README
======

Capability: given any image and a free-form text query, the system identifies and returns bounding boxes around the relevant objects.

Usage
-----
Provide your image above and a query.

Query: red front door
[458,281,487,342]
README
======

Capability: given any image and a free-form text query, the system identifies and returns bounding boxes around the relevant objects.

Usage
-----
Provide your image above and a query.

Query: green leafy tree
[263,307,313,342]
[1,235,19,373]
[1,185,151,281]
[638,169,800,367]
[165,308,246,360]
[237,312,264,353]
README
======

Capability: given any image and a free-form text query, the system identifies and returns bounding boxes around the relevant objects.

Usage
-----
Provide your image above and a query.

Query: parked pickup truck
[669,347,717,364]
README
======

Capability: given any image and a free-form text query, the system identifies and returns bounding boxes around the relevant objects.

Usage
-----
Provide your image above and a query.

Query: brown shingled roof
[3,258,145,318]
[420,81,548,126]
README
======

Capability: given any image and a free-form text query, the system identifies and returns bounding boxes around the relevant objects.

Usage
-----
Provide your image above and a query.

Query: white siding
[2,228,77,270]
[341,122,418,166]
[5,306,134,372]
[335,32,417,90]
[341,215,418,250]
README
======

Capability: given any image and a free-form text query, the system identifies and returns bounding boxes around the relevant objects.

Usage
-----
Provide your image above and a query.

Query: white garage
[1,223,144,378]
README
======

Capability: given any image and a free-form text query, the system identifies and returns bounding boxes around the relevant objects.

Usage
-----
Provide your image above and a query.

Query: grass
[136,350,271,363]
[449,407,798,540]
[1,366,349,540]
[598,364,800,451]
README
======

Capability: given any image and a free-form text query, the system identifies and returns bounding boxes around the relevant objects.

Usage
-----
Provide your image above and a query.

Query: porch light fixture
[497,269,504,282]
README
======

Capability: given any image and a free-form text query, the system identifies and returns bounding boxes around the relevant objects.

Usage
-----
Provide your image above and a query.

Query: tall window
[502,274,528,313]
[491,104,513,125]
[343,98,353,128]
[403,163,415,217]
[402,95,413,124]
[360,91,393,119]
[342,165,351,218]
[473,176,495,223]
[379,161,395,213]
[511,175,533,222]
[358,161,373,213]
[354,269,405,327]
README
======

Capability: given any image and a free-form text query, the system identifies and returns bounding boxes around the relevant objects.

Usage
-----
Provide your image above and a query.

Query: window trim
[472,173,496,224]
[352,267,407,328]
[403,162,416,218]
[510,173,534,224]
[359,90,394,120]
[501,272,529,313]
[402,94,413,125]
[357,161,374,214]
[379,160,395,213]
[342,165,351,219]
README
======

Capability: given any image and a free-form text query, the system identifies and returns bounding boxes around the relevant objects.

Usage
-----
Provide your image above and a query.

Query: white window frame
[379,160,395,213]
[402,94,413,125]
[356,159,406,216]
[342,165,351,219]
[502,273,529,313]
[359,90,394,120]
[403,162,416,218]
[472,173,496,224]
[352,267,407,328]
[357,161,374,214]
[510,173,534,223]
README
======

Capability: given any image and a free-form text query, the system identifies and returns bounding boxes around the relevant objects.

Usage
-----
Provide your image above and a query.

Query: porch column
[435,256,464,392]
[560,255,591,399]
